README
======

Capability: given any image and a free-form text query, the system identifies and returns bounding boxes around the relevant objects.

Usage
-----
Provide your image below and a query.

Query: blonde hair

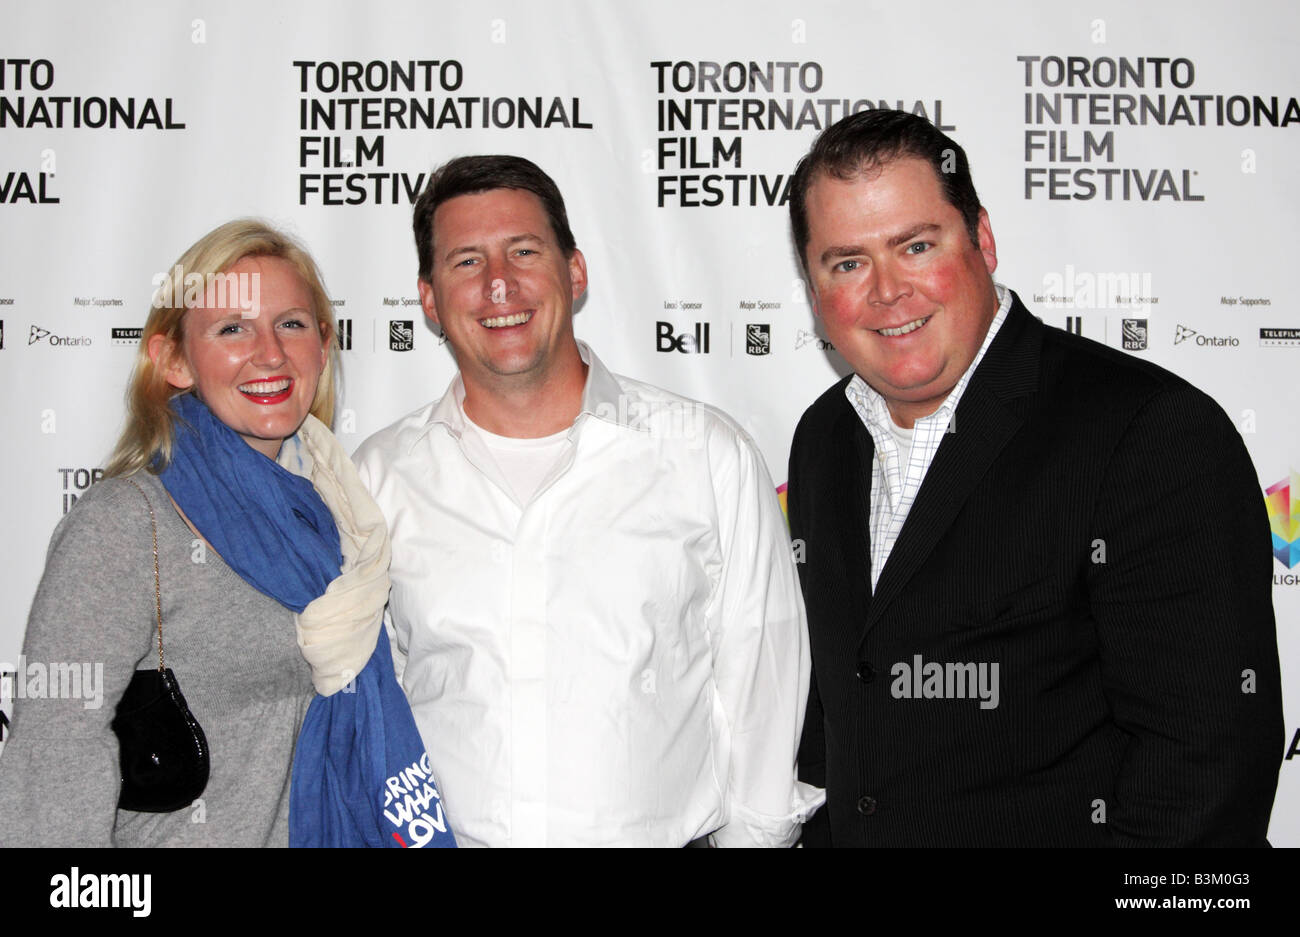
[105,219,339,477]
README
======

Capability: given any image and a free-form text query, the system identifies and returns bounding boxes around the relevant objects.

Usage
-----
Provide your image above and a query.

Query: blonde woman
[0,220,452,847]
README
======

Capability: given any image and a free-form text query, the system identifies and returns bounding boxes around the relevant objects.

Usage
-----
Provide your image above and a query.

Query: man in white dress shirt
[354,155,821,847]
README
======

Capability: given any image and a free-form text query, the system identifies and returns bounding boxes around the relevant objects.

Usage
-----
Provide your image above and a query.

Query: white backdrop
[1,0,1296,844]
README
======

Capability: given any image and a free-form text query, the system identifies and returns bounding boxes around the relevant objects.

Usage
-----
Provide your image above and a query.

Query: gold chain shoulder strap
[125,478,165,672]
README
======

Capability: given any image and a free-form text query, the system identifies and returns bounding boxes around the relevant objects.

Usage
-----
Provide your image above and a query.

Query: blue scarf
[160,394,456,848]
[290,627,457,847]
[159,394,341,612]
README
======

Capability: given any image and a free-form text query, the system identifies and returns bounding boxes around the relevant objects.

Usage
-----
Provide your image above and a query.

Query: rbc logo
[1122,318,1148,351]
[656,321,711,354]
[389,320,414,352]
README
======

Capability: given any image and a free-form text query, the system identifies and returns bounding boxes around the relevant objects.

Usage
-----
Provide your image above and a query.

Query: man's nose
[870,261,912,305]
[483,256,517,305]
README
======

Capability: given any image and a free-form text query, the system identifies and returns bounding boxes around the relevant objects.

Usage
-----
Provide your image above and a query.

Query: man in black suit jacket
[786,110,1283,846]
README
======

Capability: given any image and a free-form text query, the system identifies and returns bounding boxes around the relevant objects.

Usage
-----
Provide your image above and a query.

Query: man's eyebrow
[886,223,939,249]
[817,224,942,265]
[442,245,479,262]
[441,233,544,263]
[819,244,866,265]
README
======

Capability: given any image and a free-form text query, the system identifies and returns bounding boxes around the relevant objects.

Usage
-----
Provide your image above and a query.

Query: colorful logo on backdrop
[1266,471,1300,569]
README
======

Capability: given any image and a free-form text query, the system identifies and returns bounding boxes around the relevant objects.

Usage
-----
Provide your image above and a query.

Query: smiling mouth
[237,378,293,403]
[481,311,533,329]
[876,316,931,337]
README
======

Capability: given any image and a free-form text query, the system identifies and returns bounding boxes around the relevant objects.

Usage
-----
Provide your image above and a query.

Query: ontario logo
[1265,471,1300,580]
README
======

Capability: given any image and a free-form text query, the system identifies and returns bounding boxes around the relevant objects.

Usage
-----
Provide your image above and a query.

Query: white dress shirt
[354,342,822,847]
[846,283,1012,588]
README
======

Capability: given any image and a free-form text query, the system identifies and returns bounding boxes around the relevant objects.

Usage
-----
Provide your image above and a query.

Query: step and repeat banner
[1,0,1297,842]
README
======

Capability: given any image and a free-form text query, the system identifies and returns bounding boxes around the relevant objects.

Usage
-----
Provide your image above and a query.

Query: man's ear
[976,208,997,276]
[567,248,588,301]
[148,332,193,390]
[417,278,440,330]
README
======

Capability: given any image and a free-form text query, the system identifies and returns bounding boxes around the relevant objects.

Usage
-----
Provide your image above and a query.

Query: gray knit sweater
[0,472,314,846]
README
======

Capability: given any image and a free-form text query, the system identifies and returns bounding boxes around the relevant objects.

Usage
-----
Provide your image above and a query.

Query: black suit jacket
[788,293,1283,846]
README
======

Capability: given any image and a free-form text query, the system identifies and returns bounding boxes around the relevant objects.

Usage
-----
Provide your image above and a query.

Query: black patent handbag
[110,480,210,813]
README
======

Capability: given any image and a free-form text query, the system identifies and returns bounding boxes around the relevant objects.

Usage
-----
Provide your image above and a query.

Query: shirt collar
[575,341,632,428]
[846,282,1013,437]
[417,340,633,444]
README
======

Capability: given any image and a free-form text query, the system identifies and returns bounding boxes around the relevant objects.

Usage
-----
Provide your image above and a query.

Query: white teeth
[239,379,291,394]
[877,317,930,337]
[481,311,533,329]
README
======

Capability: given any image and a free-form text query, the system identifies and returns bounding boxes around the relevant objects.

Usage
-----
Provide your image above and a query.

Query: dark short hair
[412,155,577,281]
[789,110,983,271]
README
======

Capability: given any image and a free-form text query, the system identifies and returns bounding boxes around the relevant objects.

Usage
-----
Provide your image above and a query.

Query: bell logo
[656,321,710,354]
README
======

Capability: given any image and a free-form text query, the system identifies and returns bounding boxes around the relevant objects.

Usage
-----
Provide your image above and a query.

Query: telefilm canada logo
[29,323,91,346]
[1122,318,1148,351]
[111,327,142,346]
[745,323,771,355]
[389,320,413,351]
[1266,470,1299,584]
[1260,327,1300,347]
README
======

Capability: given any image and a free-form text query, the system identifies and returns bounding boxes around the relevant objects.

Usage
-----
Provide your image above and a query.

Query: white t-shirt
[463,411,570,506]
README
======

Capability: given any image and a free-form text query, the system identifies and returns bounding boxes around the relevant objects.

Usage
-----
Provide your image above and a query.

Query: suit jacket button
[856,661,876,683]
[857,795,877,817]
